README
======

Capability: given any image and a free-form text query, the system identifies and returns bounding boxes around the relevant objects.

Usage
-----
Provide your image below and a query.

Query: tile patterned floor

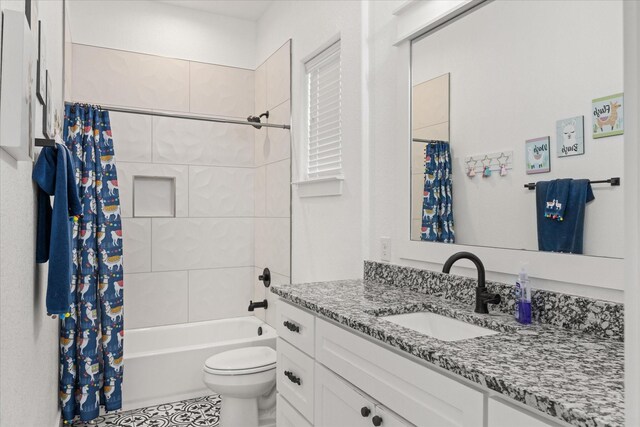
[71,394,221,427]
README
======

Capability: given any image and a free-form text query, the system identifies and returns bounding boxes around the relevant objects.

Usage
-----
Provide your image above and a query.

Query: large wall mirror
[410,0,624,259]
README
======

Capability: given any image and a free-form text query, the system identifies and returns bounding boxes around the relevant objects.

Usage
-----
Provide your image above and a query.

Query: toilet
[203,346,277,427]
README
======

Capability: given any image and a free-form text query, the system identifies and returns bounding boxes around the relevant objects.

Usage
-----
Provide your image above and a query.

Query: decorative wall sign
[525,136,550,174]
[36,20,46,104]
[592,93,624,139]
[556,116,584,157]
[0,10,36,161]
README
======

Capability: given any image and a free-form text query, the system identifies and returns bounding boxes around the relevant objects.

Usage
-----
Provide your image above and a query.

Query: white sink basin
[382,312,499,342]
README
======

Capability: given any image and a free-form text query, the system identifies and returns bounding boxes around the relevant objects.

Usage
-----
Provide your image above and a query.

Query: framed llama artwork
[556,116,584,157]
[525,136,550,174]
[592,93,624,139]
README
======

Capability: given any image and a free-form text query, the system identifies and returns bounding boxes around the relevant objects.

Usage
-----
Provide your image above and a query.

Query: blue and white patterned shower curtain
[421,141,455,243]
[60,103,124,422]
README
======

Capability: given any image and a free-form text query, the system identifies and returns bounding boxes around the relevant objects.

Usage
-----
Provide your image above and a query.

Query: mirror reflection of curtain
[421,141,454,243]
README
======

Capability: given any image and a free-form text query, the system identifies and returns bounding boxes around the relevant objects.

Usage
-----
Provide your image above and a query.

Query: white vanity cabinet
[275,300,567,427]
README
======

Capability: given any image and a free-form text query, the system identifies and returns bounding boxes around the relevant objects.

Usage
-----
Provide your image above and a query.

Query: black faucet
[248,299,268,312]
[442,251,501,314]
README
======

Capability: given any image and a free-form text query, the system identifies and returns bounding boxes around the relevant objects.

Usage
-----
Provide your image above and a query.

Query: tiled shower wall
[70,42,290,329]
[253,42,291,326]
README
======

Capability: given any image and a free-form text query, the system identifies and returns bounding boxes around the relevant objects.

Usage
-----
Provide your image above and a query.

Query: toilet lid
[205,346,276,374]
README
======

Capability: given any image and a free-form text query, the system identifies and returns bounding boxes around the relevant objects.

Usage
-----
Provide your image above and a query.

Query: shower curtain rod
[70,103,291,130]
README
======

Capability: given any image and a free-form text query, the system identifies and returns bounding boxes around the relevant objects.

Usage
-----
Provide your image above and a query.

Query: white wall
[411,0,623,258]
[0,0,65,426]
[67,0,256,69]
[256,0,366,284]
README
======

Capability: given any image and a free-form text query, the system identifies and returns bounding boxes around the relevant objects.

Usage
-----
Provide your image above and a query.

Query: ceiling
[159,0,274,21]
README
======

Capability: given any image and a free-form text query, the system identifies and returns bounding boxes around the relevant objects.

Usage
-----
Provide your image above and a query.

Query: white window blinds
[306,40,342,180]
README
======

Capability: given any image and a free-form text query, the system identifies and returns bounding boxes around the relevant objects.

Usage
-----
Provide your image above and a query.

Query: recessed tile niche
[133,176,176,217]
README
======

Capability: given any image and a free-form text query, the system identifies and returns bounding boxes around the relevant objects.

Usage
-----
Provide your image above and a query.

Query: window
[305,40,342,180]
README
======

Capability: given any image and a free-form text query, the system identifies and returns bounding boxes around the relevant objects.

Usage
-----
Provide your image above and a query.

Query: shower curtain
[421,141,455,243]
[60,103,124,422]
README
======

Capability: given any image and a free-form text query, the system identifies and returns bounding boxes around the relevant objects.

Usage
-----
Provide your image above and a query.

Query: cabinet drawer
[488,398,565,427]
[277,393,313,427]
[277,338,315,423]
[277,301,315,356]
[315,318,484,427]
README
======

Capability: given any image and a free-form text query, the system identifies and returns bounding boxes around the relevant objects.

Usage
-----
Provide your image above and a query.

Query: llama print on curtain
[421,141,455,243]
[60,103,124,423]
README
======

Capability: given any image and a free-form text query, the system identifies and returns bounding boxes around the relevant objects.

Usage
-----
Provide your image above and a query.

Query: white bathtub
[122,316,277,411]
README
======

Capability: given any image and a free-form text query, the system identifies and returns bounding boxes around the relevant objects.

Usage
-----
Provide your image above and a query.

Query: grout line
[118,160,257,169]
[125,266,257,276]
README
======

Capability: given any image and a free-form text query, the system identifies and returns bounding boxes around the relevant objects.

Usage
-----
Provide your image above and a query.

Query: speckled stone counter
[271,277,624,427]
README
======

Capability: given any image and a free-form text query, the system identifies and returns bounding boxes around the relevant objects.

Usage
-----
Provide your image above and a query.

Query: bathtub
[122,316,277,411]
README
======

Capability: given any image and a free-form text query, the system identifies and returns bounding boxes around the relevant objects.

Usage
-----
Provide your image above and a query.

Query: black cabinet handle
[360,407,371,417]
[283,320,300,333]
[372,415,383,426]
[284,370,301,385]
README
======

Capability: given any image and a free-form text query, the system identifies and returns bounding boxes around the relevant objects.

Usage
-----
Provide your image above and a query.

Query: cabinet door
[277,394,313,427]
[315,363,371,427]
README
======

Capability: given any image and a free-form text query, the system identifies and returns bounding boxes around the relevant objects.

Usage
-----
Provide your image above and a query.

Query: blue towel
[536,179,594,254]
[33,145,82,315]
[544,178,571,221]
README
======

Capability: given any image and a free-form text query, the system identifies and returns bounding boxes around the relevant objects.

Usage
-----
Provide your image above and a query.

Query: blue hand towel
[536,179,594,254]
[32,145,82,315]
[544,178,571,221]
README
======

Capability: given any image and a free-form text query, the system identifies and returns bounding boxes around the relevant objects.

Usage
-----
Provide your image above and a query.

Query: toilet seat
[204,346,276,376]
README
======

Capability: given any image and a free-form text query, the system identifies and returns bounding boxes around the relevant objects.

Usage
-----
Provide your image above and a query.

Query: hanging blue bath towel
[536,179,594,254]
[33,144,83,315]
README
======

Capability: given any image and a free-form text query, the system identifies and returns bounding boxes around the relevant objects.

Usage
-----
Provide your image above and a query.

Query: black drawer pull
[361,407,371,417]
[372,415,383,426]
[284,370,301,385]
[283,320,300,333]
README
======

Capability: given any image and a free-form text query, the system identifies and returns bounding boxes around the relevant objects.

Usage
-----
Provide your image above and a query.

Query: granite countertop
[271,279,624,427]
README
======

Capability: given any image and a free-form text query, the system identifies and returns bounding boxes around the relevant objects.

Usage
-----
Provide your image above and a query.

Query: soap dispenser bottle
[515,265,531,324]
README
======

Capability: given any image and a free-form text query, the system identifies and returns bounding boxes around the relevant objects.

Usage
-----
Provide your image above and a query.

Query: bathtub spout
[248,299,268,311]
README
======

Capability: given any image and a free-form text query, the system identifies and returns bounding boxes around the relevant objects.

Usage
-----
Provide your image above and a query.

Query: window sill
[292,176,344,198]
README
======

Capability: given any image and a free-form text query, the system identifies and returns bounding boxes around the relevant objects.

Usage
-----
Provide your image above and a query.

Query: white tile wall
[117,162,189,218]
[152,116,254,167]
[253,42,291,328]
[266,42,291,110]
[190,62,254,118]
[72,44,190,112]
[266,159,290,218]
[122,218,151,273]
[152,218,254,271]
[254,166,266,217]
[255,63,267,116]
[124,271,188,329]
[188,268,253,322]
[189,166,254,217]
[109,112,152,163]
[255,218,290,277]
[72,44,291,330]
